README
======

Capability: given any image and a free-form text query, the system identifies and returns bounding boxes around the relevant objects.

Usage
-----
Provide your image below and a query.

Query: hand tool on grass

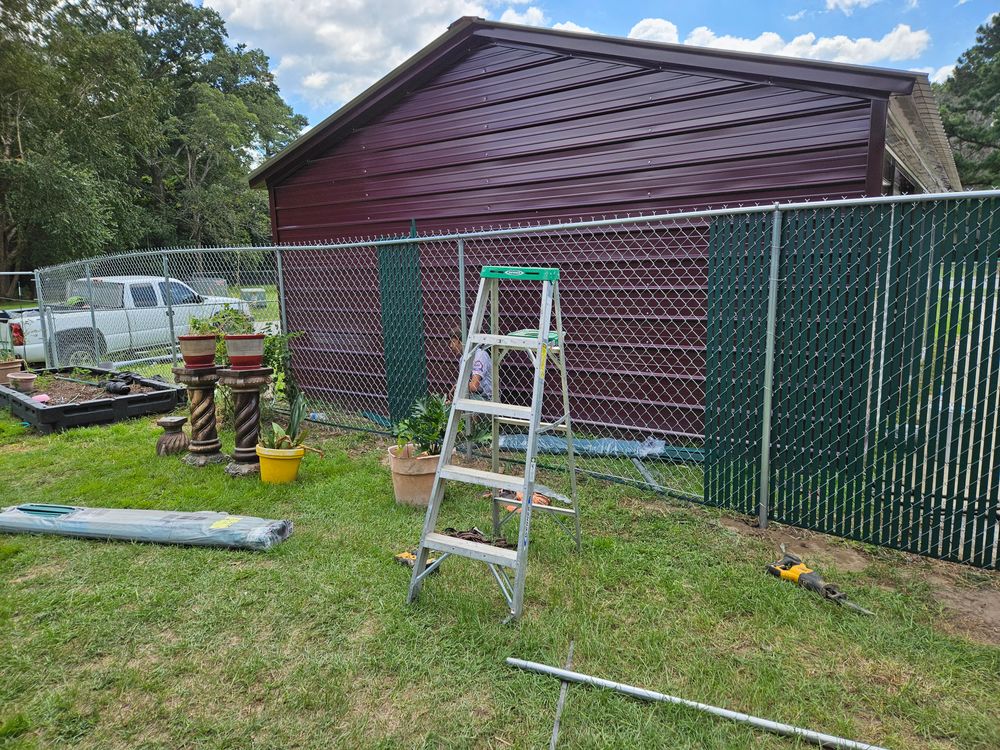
[767,553,874,616]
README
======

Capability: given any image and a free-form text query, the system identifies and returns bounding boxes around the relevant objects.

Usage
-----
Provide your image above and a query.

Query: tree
[0,0,305,297]
[937,14,1000,188]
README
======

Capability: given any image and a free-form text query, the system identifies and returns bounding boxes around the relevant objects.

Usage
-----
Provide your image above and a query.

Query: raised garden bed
[0,367,185,434]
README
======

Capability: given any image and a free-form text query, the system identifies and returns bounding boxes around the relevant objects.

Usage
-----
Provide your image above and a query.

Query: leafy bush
[259,393,323,455]
[394,394,451,456]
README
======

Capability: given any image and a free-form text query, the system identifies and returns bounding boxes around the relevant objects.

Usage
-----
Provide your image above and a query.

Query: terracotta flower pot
[225,333,265,370]
[388,443,440,507]
[7,371,37,393]
[0,359,24,378]
[178,334,217,369]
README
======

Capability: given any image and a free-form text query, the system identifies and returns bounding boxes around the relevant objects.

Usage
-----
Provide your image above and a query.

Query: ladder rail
[408,277,490,603]
[553,283,582,550]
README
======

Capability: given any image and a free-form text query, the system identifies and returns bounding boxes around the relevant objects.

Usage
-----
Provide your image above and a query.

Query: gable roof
[250,16,958,190]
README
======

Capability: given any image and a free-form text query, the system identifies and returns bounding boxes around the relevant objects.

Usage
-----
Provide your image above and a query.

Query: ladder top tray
[480,266,560,281]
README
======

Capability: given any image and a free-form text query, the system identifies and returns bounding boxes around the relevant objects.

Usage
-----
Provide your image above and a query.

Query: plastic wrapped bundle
[0,504,293,551]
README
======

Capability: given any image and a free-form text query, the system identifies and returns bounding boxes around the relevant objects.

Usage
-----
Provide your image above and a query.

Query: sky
[200,0,997,129]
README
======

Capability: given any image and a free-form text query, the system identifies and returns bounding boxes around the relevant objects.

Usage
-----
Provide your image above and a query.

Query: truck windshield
[67,280,125,309]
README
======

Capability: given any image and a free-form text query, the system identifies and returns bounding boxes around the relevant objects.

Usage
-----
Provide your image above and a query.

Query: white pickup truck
[0,275,250,366]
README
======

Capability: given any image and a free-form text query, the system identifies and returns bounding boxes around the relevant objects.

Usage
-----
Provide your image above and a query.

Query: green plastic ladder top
[481,266,560,281]
[506,328,559,344]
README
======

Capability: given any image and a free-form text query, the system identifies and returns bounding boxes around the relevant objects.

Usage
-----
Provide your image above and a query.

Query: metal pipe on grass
[507,658,888,750]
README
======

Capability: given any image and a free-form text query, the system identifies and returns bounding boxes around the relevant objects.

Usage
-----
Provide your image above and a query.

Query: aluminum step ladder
[406,265,580,621]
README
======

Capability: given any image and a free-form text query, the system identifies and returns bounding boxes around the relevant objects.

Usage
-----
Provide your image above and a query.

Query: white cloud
[826,0,878,14]
[627,18,679,44]
[499,6,546,26]
[787,10,807,21]
[930,64,955,83]
[955,0,969,4]
[553,20,597,34]
[204,0,491,112]
[683,23,929,64]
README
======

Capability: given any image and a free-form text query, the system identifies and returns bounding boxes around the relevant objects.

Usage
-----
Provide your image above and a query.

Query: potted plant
[256,393,323,483]
[388,394,453,507]
[224,333,265,370]
[7,371,37,392]
[0,344,23,378]
[178,334,217,369]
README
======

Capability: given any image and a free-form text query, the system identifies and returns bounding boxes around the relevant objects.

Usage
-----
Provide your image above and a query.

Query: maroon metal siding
[273,43,875,436]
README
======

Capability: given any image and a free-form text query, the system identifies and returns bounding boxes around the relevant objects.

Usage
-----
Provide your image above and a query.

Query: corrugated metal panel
[275,42,873,437]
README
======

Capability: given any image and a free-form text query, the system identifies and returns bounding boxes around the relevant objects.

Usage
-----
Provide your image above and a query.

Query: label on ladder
[539,345,548,380]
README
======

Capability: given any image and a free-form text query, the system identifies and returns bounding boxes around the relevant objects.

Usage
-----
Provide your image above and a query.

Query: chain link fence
[23,191,1000,568]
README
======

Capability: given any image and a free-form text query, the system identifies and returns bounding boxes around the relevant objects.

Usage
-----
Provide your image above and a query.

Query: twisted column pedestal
[173,366,225,467]
[218,366,273,477]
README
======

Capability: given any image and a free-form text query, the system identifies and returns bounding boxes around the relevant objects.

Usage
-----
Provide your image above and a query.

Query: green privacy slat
[378,221,429,424]
[480,266,559,281]
[707,199,999,568]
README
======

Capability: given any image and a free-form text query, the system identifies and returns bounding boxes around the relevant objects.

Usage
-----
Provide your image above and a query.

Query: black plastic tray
[0,367,186,433]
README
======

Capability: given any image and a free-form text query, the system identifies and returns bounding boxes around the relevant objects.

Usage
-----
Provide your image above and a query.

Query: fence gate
[706,197,1000,568]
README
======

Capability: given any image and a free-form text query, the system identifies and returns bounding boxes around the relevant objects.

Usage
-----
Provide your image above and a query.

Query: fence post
[275,246,288,335]
[458,239,472,460]
[84,262,100,363]
[34,270,52,368]
[757,206,783,529]
[162,253,178,366]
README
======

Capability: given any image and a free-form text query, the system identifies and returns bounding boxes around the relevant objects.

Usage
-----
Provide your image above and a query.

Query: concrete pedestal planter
[388,443,440,507]
[178,334,217,369]
[224,334,265,370]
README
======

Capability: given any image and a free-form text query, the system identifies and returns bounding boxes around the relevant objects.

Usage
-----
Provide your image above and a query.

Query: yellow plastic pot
[256,445,305,484]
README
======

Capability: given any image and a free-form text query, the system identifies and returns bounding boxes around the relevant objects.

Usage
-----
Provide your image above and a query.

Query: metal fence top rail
[34,189,1000,274]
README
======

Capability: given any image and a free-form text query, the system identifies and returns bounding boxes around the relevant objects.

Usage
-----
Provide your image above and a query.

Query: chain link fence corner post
[458,238,474,460]
[33,269,52,368]
[275,245,288,335]
[757,205,784,529]
[162,252,178,366]
[84,262,100,364]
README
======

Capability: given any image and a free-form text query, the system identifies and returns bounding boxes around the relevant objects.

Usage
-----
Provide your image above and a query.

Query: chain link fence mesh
[23,193,1000,568]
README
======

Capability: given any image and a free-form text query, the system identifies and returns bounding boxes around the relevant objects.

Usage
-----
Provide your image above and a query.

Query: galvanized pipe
[757,206,783,529]
[507,658,888,750]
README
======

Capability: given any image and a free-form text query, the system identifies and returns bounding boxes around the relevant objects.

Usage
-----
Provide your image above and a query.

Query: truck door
[126,282,168,350]
[158,280,204,339]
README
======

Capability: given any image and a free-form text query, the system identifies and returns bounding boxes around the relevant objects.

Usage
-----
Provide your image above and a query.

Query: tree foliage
[937,14,1000,189]
[0,0,305,293]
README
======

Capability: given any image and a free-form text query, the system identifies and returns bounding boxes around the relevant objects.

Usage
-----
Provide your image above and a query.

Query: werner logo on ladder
[406,266,581,622]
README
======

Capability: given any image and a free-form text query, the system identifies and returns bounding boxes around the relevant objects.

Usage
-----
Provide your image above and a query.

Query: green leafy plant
[189,306,254,365]
[259,393,324,455]
[393,393,492,456]
[0,343,18,363]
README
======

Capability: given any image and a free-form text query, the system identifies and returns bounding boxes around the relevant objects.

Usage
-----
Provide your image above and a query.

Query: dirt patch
[23,375,160,406]
[719,515,871,572]
[719,514,1000,646]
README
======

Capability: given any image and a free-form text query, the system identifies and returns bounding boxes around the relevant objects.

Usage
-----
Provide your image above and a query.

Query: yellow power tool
[766,553,874,616]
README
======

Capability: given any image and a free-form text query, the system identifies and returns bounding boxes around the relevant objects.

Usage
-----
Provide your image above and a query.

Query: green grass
[1,414,999,748]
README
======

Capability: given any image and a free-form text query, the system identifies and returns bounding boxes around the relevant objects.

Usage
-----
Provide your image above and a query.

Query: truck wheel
[59,340,102,367]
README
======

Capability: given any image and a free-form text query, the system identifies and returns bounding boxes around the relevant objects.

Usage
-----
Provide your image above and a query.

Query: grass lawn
[1,414,999,749]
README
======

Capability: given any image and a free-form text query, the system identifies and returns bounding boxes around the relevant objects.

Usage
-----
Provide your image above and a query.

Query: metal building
[250,17,960,431]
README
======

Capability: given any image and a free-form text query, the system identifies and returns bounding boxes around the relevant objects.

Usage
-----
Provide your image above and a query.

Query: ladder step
[495,492,577,517]
[496,416,568,433]
[422,532,518,567]
[439,465,525,493]
[453,398,532,420]
[470,333,551,351]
